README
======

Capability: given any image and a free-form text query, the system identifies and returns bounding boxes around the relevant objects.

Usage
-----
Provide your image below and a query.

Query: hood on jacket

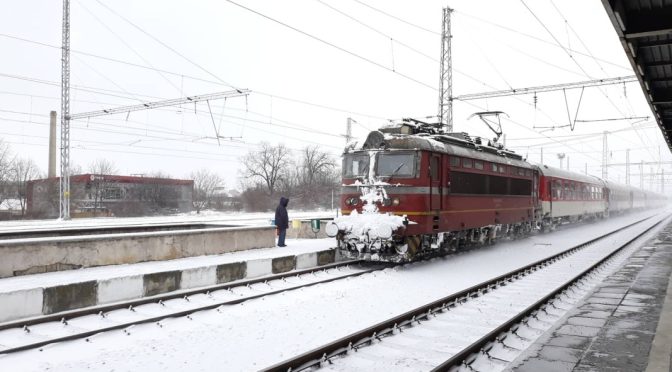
[280,197,289,207]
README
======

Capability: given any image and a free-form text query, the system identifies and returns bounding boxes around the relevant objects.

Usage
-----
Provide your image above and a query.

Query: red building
[27,174,193,218]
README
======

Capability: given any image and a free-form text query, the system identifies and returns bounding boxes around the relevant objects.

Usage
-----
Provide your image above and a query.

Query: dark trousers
[278,228,287,246]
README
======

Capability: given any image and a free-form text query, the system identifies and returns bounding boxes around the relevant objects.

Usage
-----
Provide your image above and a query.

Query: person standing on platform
[275,196,289,247]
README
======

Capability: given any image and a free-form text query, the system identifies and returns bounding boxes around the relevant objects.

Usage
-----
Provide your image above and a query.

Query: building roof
[602,0,672,152]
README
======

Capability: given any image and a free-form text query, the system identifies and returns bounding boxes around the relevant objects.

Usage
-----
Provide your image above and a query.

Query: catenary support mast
[60,0,71,220]
[438,6,453,132]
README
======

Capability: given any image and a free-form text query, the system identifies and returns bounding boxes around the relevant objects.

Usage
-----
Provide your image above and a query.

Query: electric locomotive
[327,119,539,262]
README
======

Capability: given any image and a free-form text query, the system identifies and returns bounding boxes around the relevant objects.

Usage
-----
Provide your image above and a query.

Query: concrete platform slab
[0,238,339,323]
[508,222,672,372]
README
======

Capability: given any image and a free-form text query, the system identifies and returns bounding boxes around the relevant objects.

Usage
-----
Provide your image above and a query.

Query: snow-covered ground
[0,210,336,233]
[0,208,668,371]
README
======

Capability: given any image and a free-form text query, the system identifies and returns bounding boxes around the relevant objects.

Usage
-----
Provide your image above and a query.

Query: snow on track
[0,209,667,371]
[318,212,670,371]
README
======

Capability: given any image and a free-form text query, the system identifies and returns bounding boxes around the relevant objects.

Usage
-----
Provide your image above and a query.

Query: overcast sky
[1,0,670,190]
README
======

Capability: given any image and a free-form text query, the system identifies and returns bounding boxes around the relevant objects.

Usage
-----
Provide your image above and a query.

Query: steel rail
[431,215,667,371]
[259,215,657,372]
[0,260,384,355]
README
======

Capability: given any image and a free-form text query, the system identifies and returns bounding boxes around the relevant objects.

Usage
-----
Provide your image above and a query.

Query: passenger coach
[536,165,607,228]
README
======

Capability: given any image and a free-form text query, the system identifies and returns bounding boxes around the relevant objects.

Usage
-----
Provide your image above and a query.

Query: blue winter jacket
[275,197,289,229]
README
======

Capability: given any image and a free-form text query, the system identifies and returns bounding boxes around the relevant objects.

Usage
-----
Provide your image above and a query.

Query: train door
[430,154,441,211]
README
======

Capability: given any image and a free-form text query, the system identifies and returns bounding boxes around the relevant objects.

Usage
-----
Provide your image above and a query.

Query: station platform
[508,221,672,371]
[0,237,339,324]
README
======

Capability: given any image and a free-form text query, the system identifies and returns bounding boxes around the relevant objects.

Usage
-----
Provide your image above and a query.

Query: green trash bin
[310,219,320,233]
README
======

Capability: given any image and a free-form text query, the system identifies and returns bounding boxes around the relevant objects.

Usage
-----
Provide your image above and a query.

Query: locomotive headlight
[350,197,360,206]
[391,197,400,206]
[382,198,392,206]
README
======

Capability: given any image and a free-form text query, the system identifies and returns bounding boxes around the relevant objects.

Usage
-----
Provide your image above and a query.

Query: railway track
[0,259,384,355]
[260,212,669,372]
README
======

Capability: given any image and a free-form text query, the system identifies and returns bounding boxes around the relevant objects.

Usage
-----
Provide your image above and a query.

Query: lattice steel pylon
[438,6,453,132]
[60,0,71,220]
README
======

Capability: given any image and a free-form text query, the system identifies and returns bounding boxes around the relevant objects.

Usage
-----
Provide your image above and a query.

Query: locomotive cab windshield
[343,153,370,178]
[343,151,418,180]
[376,152,416,178]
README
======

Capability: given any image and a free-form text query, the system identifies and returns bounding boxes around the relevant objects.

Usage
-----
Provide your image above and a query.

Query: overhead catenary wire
[221,0,436,91]
[518,0,658,163]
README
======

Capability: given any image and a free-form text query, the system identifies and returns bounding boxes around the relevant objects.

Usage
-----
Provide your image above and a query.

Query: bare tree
[11,157,41,216]
[0,140,12,205]
[241,142,291,196]
[87,158,118,212]
[190,169,223,213]
[296,146,339,207]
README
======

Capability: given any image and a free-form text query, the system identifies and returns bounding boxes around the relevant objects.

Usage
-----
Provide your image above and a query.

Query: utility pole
[585,163,587,175]
[640,160,644,189]
[540,147,544,165]
[602,131,608,180]
[438,6,453,132]
[566,155,570,171]
[60,0,71,220]
[625,149,630,185]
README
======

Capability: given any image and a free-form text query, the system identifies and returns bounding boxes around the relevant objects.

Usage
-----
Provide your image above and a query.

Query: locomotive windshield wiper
[386,162,406,181]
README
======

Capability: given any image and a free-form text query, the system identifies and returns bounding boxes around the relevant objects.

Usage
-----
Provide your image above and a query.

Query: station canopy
[602,0,672,152]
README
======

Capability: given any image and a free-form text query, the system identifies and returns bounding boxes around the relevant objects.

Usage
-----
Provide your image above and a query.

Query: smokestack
[48,111,57,178]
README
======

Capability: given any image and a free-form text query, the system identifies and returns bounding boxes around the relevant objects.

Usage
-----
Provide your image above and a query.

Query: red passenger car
[536,165,607,228]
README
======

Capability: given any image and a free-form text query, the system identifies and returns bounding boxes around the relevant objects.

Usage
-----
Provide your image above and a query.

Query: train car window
[553,180,562,199]
[564,183,570,200]
[499,165,506,173]
[343,153,369,178]
[376,153,416,177]
[474,161,484,170]
[517,168,525,176]
[510,178,532,195]
[492,163,498,172]
[450,157,460,167]
[430,156,439,181]
[463,158,473,168]
[451,171,487,194]
[525,169,533,177]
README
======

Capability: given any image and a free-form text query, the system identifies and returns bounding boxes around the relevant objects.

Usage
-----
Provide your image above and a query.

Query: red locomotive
[326,119,666,262]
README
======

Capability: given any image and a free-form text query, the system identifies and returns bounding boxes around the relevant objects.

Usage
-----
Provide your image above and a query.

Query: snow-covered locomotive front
[329,119,538,262]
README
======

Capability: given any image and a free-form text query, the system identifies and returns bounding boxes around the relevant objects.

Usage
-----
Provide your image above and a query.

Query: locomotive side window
[517,168,525,176]
[451,172,487,194]
[376,153,416,178]
[474,161,484,170]
[463,158,473,168]
[499,165,506,173]
[343,154,369,178]
[489,175,508,194]
[450,157,460,167]
[430,156,439,181]
[510,178,532,195]
[492,163,498,172]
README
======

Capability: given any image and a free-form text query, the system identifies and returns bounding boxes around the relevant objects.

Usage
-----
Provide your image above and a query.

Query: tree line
[0,139,341,218]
